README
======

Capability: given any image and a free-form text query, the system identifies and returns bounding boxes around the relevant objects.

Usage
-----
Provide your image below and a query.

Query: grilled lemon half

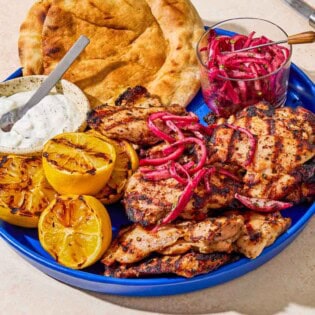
[0,155,57,228]
[38,195,112,269]
[42,132,116,195]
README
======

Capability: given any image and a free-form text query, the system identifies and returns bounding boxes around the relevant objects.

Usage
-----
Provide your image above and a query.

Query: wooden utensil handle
[288,31,315,45]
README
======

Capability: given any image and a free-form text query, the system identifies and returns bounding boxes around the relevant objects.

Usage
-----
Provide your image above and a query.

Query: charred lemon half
[38,195,112,269]
[42,132,116,195]
[0,155,57,228]
[87,130,139,204]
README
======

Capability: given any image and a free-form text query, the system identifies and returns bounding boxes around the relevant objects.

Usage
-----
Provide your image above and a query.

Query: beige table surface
[0,1,314,315]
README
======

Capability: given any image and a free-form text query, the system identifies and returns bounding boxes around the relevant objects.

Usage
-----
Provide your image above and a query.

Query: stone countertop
[0,1,314,315]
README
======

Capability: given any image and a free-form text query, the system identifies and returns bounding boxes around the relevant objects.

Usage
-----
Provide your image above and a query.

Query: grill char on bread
[19,0,205,107]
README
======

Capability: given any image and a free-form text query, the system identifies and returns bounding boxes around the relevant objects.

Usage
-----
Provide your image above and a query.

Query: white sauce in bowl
[0,90,81,149]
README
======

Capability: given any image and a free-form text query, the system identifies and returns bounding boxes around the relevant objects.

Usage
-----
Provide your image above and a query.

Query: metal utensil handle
[221,40,286,54]
[20,35,90,116]
[309,13,315,28]
[287,31,315,44]
[222,30,315,54]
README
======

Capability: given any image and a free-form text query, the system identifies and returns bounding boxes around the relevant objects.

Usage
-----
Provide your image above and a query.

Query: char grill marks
[232,211,291,259]
[102,211,290,278]
[124,167,241,226]
[87,86,186,146]
[91,95,313,278]
[104,252,238,278]
[102,214,244,266]
[206,103,315,200]
[123,103,314,228]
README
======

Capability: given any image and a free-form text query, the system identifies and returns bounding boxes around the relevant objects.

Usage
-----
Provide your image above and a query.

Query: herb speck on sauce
[0,91,81,149]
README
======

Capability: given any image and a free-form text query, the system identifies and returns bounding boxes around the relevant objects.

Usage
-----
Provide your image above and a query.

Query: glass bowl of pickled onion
[196,18,292,117]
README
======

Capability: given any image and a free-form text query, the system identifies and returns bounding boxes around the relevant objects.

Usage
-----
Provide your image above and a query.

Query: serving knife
[0,35,90,132]
[285,0,315,28]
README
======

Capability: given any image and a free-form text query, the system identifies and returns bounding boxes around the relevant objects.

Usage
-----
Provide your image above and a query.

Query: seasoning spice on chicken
[134,110,257,229]
[122,102,314,228]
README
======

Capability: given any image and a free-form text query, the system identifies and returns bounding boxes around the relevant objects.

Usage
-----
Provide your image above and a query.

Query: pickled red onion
[235,193,293,212]
[200,30,290,116]
[153,169,207,231]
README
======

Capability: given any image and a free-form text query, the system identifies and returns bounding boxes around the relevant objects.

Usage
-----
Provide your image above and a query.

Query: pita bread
[18,0,51,75]
[19,0,204,107]
[144,0,205,107]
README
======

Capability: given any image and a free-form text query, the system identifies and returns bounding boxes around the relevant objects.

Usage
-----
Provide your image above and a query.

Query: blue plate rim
[0,63,314,295]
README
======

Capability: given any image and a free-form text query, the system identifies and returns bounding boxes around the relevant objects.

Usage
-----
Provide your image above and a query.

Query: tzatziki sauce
[0,90,81,149]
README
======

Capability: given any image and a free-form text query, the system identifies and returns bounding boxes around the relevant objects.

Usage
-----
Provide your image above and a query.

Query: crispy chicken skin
[87,86,186,146]
[102,214,244,266]
[205,103,315,200]
[104,252,238,278]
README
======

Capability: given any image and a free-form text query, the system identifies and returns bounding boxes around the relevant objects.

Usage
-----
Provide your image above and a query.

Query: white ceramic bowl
[0,75,90,155]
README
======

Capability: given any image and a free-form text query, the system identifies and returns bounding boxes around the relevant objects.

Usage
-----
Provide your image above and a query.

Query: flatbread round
[18,0,52,75]
[18,0,204,107]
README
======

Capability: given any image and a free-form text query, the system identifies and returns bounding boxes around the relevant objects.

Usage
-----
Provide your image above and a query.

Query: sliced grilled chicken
[102,214,244,266]
[87,86,186,146]
[205,103,314,141]
[102,210,290,265]
[104,252,238,278]
[157,239,234,255]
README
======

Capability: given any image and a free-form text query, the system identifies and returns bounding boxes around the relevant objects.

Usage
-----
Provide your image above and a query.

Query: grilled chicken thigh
[86,88,311,279]
[102,214,244,266]
[87,86,186,146]
[124,168,241,226]
[122,102,314,226]
[102,211,290,278]
[205,103,315,201]
[233,211,291,259]
[104,252,238,278]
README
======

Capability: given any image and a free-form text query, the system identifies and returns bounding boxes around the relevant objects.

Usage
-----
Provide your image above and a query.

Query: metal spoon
[222,31,315,54]
[0,35,90,132]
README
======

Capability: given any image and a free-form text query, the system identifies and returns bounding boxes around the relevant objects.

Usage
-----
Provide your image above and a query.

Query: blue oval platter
[1,45,315,296]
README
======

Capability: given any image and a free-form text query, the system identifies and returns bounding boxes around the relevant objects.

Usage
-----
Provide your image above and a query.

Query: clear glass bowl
[196,18,292,117]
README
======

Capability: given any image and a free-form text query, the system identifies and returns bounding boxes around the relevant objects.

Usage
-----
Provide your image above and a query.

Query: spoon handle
[20,35,90,116]
[287,31,315,44]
